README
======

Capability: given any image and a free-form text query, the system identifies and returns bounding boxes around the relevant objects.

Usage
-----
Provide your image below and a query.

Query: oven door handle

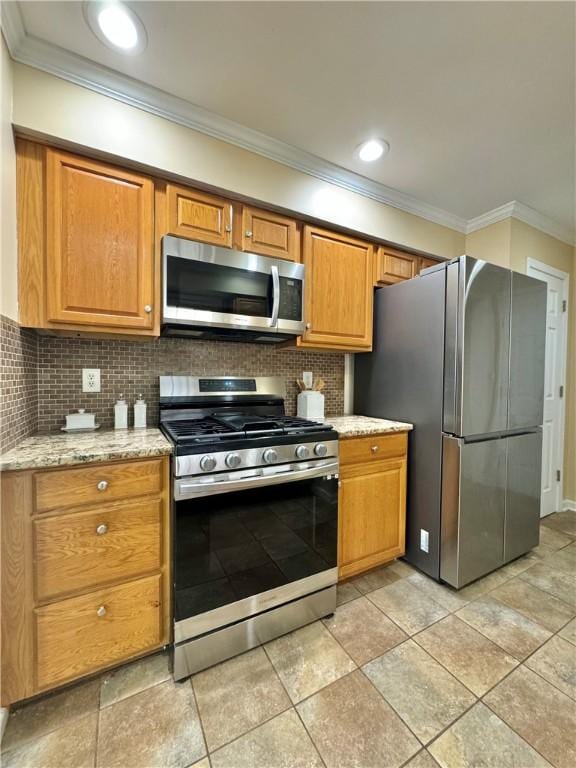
[269,265,280,327]
[175,460,339,500]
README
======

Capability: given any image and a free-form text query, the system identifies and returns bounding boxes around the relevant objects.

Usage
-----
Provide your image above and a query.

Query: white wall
[1,34,18,321]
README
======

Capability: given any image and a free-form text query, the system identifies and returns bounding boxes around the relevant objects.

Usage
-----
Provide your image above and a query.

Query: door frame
[526,258,569,516]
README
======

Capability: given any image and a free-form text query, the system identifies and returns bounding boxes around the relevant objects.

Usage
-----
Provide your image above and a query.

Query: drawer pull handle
[96,606,107,617]
[97,480,109,491]
[96,523,108,536]
[371,445,379,453]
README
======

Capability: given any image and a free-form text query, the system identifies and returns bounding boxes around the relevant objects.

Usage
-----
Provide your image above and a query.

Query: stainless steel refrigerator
[354,255,547,588]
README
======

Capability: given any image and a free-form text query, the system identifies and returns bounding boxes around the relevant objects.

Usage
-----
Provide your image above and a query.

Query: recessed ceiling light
[84,1,147,55]
[356,139,390,162]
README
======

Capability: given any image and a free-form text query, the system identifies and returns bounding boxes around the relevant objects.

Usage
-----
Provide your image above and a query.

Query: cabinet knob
[225,225,232,232]
[245,230,253,237]
[96,523,108,536]
[144,305,152,313]
[305,322,312,330]
[97,480,108,491]
[96,605,107,617]
[371,445,379,453]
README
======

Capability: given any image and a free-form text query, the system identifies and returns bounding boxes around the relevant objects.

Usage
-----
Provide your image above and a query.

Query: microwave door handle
[270,265,280,327]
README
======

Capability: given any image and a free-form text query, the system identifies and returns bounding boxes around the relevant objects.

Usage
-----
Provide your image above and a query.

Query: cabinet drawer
[35,459,164,513]
[36,575,162,689]
[34,498,162,601]
[340,433,407,468]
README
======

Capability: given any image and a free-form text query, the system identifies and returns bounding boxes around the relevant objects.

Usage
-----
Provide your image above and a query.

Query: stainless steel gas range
[159,375,339,680]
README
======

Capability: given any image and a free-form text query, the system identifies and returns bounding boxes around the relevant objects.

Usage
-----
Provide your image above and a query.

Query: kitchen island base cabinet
[0,456,170,706]
[338,433,408,580]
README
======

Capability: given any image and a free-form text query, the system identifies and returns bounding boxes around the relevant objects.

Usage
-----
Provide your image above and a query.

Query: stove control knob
[263,448,278,464]
[314,443,328,458]
[295,445,310,460]
[225,452,241,469]
[199,455,217,472]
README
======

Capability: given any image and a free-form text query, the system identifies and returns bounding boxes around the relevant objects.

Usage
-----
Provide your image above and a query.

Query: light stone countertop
[326,415,413,438]
[0,428,173,472]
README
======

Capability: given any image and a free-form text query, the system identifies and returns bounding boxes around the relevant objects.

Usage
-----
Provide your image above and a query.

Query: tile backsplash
[0,315,39,452]
[37,335,346,432]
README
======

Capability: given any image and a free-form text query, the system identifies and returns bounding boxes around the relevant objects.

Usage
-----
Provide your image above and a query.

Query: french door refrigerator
[354,255,547,588]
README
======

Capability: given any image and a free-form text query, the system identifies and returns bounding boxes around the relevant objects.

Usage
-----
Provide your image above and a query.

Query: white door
[527,259,569,517]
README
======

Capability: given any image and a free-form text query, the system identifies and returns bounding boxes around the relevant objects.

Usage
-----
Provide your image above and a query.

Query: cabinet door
[375,247,418,285]
[46,150,154,330]
[166,184,232,246]
[339,458,406,579]
[236,205,300,261]
[301,226,373,349]
[418,256,438,273]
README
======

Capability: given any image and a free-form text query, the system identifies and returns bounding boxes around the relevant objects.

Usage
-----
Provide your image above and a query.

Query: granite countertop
[0,428,173,472]
[326,415,413,438]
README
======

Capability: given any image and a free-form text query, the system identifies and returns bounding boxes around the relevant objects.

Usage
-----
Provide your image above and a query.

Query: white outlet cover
[420,528,429,553]
[82,368,101,393]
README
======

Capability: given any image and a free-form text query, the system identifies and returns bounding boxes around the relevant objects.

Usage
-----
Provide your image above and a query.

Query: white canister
[114,395,128,429]
[134,394,147,429]
[297,391,325,422]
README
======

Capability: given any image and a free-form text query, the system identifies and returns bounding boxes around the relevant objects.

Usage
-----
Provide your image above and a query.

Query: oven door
[162,236,304,335]
[174,464,338,642]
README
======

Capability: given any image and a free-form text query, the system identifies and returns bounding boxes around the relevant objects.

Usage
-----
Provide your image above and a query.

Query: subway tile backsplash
[37,335,345,432]
[0,315,39,452]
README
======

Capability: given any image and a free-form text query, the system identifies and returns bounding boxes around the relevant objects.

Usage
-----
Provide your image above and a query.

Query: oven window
[174,477,338,622]
[167,256,272,317]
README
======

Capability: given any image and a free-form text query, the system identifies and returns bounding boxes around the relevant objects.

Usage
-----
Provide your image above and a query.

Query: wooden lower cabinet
[1,456,170,705]
[338,432,408,580]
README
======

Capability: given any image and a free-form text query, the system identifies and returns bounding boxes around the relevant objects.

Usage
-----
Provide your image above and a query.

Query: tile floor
[2,511,575,768]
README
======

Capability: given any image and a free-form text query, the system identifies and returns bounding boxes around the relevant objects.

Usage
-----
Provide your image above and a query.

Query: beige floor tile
[2,678,99,752]
[406,572,470,612]
[540,542,576,576]
[193,647,290,751]
[490,577,575,632]
[455,569,513,601]
[1,713,97,768]
[297,670,420,768]
[525,635,576,699]
[367,579,449,635]
[387,559,418,578]
[498,552,540,578]
[210,709,323,768]
[97,679,205,768]
[456,596,551,659]
[404,751,441,768]
[559,616,576,645]
[336,581,361,606]
[190,760,210,768]
[428,702,551,768]
[414,615,518,696]
[484,666,576,768]
[538,525,574,551]
[100,651,171,708]
[324,596,407,665]
[265,621,355,703]
[352,563,402,594]
[363,639,475,744]
[520,563,576,607]
[542,510,576,538]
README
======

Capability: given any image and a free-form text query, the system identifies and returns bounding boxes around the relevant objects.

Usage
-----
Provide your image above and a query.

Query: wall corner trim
[466,201,574,246]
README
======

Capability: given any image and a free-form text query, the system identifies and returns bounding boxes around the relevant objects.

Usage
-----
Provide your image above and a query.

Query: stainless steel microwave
[162,236,305,342]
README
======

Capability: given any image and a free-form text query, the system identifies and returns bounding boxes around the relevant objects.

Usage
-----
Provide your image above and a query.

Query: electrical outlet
[82,368,101,393]
[302,371,313,388]
[420,529,429,553]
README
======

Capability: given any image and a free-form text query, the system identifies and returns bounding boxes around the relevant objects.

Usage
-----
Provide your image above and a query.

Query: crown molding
[467,201,574,245]
[3,3,574,245]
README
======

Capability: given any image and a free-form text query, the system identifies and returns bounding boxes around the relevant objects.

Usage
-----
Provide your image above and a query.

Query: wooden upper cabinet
[375,246,418,285]
[418,256,438,273]
[234,205,300,261]
[299,226,373,350]
[166,183,232,247]
[45,149,154,330]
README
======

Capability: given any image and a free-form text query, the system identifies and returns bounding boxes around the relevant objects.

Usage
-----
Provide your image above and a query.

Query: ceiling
[6,1,576,238]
